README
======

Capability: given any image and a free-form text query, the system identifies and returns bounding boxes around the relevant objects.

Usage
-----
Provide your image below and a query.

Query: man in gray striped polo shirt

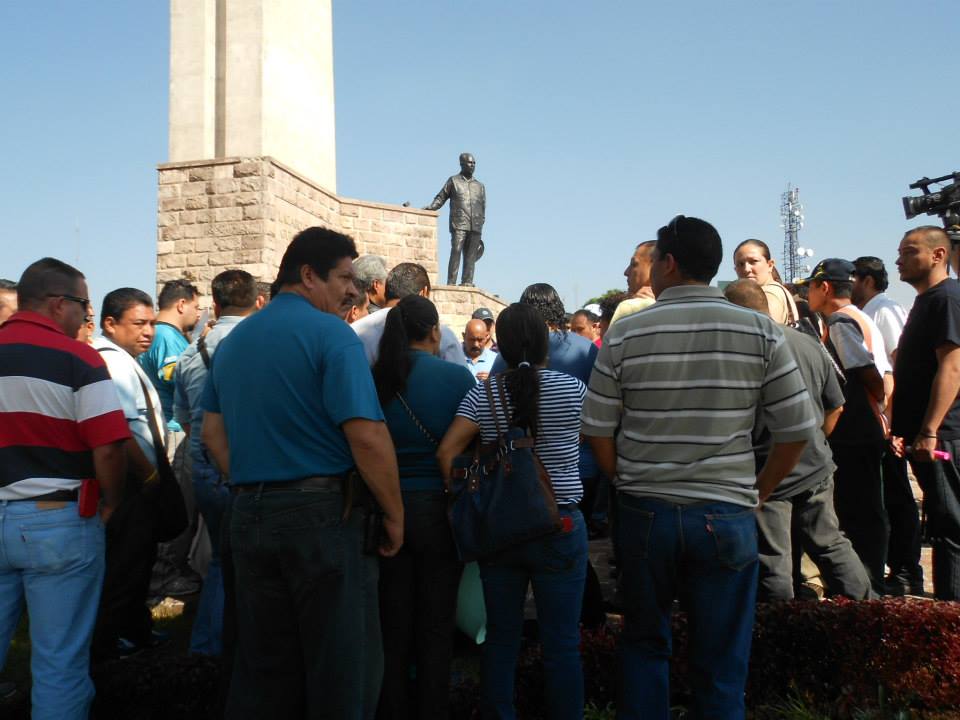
[582,215,815,719]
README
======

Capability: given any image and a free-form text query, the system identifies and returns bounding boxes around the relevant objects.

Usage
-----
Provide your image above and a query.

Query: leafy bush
[451,598,960,719]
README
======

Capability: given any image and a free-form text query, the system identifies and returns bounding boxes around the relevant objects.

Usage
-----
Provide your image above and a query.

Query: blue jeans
[189,461,231,655]
[226,487,382,720]
[615,494,758,720]
[0,501,105,720]
[479,508,588,720]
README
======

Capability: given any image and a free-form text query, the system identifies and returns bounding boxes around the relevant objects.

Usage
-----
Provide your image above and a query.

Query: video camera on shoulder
[902,171,960,244]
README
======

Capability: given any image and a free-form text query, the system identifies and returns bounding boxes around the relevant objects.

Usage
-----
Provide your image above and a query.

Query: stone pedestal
[432,285,507,333]
[156,156,438,292]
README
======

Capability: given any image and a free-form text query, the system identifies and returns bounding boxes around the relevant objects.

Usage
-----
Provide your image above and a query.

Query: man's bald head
[723,278,770,315]
[463,318,490,359]
[904,225,951,250]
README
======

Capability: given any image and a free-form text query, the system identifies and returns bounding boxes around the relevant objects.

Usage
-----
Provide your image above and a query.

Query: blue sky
[1,1,957,313]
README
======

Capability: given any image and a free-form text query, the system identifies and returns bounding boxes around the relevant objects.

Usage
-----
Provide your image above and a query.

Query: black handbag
[447,378,561,562]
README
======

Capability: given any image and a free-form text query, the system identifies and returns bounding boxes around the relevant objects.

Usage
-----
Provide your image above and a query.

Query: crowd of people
[1,218,959,719]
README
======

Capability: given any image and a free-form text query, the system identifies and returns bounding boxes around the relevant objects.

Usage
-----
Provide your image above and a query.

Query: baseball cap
[583,303,602,316]
[472,307,495,322]
[797,258,856,285]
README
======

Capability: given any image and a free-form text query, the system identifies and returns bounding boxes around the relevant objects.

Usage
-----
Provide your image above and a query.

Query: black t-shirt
[892,278,960,441]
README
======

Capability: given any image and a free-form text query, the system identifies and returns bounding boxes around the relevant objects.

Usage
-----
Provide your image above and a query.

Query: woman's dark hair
[734,238,771,261]
[495,303,548,435]
[519,283,566,330]
[372,295,439,405]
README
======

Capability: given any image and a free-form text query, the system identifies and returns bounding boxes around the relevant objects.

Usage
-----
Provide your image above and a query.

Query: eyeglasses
[47,293,90,307]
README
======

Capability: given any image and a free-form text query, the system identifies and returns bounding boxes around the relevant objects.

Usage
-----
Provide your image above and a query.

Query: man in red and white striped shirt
[0,257,129,720]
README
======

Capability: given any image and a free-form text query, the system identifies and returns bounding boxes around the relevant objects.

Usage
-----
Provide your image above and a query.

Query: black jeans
[756,475,872,601]
[226,488,381,720]
[377,490,462,720]
[909,437,960,600]
[92,492,158,659]
[883,449,923,584]
[831,441,888,593]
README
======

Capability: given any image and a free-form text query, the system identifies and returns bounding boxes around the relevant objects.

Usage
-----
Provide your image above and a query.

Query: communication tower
[780,185,813,282]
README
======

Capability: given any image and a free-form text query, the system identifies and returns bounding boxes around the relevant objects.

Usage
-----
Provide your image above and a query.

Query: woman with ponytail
[437,303,589,720]
[371,294,475,720]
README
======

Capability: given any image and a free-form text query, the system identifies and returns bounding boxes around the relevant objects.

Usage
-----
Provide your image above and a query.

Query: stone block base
[156,156,438,295]
[432,285,507,335]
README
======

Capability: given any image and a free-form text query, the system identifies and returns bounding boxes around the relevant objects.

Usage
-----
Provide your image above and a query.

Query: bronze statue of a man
[425,152,486,286]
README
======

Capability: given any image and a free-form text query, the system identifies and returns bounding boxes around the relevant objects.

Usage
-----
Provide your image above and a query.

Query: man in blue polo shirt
[201,227,403,720]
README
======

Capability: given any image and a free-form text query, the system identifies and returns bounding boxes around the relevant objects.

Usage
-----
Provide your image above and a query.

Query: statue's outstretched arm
[423,178,451,211]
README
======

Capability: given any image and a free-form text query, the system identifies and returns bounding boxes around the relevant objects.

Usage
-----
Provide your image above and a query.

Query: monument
[156,0,504,328]
[424,153,486,286]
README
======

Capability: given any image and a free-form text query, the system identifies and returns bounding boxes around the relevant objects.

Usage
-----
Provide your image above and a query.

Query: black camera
[902,172,960,231]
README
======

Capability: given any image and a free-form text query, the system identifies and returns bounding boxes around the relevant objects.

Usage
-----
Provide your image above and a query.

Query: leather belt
[556,502,580,512]
[232,476,343,495]
[8,489,79,502]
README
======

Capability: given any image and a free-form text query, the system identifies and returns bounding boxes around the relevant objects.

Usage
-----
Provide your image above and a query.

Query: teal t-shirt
[201,292,384,484]
[382,350,476,491]
[139,321,189,431]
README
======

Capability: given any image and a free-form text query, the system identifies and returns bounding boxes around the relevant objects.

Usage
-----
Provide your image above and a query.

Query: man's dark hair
[17,258,85,309]
[655,215,723,283]
[853,256,889,293]
[0,279,16,292]
[385,263,430,301]
[212,269,257,309]
[255,281,272,299]
[572,308,598,324]
[101,288,153,328]
[814,279,853,299]
[275,226,358,286]
[519,283,566,329]
[158,278,199,310]
[599,291,631,323]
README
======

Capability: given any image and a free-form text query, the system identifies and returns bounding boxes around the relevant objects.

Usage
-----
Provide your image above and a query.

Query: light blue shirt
[463,345,498,380]
[93,335,164,467]
[174,314,246,466]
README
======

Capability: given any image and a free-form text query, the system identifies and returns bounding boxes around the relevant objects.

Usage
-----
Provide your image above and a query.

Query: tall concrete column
[168,0,337,192]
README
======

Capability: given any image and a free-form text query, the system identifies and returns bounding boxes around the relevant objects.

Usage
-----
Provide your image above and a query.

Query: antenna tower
[780,185,807,282]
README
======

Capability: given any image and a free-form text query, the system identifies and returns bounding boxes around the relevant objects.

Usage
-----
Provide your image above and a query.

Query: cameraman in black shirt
[893,225,960,600]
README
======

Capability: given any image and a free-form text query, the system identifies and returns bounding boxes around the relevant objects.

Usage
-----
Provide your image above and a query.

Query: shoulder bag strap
[135,375,175,479]
[197,334,212,369]
[484,378,504,439]
[394,392,439,446]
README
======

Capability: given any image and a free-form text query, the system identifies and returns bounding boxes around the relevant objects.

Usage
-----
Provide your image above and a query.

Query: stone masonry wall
[156,156,438,294]
[432,285,507,336]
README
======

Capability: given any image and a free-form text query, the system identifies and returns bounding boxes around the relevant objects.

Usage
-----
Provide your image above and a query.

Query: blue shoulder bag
[448,377,561,562]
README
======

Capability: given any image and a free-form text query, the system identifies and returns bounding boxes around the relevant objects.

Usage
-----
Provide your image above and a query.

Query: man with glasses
[582,216,813,718]
[0,258,129,719]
